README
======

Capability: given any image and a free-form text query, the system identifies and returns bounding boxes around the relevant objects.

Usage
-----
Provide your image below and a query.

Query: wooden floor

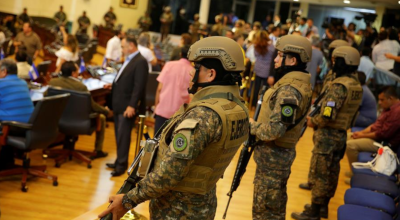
[0,119,352,220]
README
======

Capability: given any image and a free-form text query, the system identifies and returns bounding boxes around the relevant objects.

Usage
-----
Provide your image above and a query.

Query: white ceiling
[281,0,400,9]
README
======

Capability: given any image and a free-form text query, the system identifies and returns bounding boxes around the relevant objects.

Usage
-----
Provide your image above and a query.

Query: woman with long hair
[55,26,79,73]
[251,30,275,107]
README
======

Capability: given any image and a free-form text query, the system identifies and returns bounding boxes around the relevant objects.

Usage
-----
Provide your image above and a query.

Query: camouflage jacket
[126,107,222,204]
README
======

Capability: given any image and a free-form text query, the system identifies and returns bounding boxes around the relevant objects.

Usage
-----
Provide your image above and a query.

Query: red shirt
[371,101,400,147]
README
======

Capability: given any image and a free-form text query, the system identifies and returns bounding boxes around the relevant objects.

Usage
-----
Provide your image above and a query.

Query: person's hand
[267,77,274,86]
[104,84,112,90]
[98,194,128,220]
[385,53,395,60]
[123,106,135,118]
[351,132,362,139]
[307,116,314,128]
[59,26,65,32]
[249,118,255,124]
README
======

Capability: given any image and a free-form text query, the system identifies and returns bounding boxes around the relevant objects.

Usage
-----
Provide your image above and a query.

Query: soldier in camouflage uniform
[299,39,349,192]
[292,46,363,220]
[320,40,349,91]
[250,35,313,220]
[99,36,249,220]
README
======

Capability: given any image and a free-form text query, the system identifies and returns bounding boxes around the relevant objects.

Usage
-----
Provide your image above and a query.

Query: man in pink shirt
[154,46,193,134]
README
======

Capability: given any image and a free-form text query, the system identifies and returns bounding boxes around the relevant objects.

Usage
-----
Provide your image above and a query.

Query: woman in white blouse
[55,26,79,73]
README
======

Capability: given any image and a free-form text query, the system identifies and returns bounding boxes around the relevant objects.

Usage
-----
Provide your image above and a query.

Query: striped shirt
[0,74,34,123]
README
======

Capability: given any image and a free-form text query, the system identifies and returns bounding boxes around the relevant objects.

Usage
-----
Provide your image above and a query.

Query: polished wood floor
[0,120,352,220]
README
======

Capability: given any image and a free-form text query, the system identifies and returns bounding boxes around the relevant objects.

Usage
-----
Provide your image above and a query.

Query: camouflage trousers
[253,144,296,220]
[308,128,347,205]
[149,187,217,220]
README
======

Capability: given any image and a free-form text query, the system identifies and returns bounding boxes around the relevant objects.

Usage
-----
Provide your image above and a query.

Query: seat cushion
[338,204,392,220]
[351,174,399,198]
[352,167,397,182]
[344,188,396,215]
[6,136,27,151]
[358,152,374,162]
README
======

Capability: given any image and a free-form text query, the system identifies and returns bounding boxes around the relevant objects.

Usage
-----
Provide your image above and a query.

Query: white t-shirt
[55,47,79,67]
[138,44,155,73]
[105,36,122,61]
[372,39,400,71]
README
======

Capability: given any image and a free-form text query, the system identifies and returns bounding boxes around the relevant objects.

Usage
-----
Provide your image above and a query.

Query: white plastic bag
[352,142,399,176]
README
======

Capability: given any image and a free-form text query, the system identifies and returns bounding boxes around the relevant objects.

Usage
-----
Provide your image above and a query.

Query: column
[374,6,386,31]
[247,0,256,24]
[299,2,309,18]
[199,0,211,25]
[274,0,281,17]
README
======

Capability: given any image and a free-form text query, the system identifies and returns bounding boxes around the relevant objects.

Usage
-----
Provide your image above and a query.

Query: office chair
[45,87,101,168]
[0,94,70,192]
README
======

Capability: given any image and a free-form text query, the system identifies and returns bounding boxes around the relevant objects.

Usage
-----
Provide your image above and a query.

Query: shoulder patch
[327,101,336,107]
[282,105,294,117]
[323,106,333,118]
[173,133,187,152]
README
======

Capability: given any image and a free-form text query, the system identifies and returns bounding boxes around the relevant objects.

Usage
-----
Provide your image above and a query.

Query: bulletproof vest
[326,74,362,130]
[155,85,249,195]
[258,71,312,148]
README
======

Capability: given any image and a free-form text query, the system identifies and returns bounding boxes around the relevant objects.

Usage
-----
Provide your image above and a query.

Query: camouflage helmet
[332,46,360,66]
[328,39,348,49]
[275,35,312,63]
[187,36,245,71]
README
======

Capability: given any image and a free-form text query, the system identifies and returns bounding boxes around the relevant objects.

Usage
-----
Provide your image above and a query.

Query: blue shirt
[358,56,374,81]
[0,74,34,123]
[114,50,140,82]
[253,44,275,78]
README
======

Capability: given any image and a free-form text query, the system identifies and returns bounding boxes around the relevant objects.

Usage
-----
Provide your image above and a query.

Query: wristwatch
[122,194,137,210]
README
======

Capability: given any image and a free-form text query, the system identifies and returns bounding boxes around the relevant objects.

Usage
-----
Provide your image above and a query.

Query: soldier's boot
[291,203,321,220]
[299,182,312,190]
[304,204,328,218]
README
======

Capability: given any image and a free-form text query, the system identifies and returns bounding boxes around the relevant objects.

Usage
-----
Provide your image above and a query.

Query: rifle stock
[223,85,268,219]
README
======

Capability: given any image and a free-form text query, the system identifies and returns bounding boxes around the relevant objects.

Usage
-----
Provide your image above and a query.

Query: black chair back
[26,94,70,150]
[47,87,96,136]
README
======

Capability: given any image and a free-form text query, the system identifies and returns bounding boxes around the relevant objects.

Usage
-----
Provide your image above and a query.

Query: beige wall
[0,0,148,33]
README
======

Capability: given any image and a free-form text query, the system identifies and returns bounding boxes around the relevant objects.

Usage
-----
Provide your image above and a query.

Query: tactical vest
[154,86,249,195]
[325,74,362,130]
[258,71,312,148]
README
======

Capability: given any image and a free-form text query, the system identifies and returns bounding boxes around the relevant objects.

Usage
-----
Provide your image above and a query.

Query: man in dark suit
[104,36,149,176]
[48,61,110,159]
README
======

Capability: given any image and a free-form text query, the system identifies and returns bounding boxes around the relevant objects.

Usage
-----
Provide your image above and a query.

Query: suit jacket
[49,76,109,115]
[112,53,149,114]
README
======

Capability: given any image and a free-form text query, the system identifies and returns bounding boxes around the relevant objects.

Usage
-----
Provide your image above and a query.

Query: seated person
[351,71,377,132]
[48,61,109,159]
[15,50,32,80]
[0,59,34,170]
[55,26,79,73]
[346,86,400,175]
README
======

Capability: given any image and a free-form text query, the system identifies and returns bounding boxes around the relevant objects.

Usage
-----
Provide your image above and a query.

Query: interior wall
[0,0,148,34]
[308,4,370,37]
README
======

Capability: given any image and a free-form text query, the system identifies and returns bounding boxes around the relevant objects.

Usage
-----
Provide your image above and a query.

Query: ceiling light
[398,0,400,4]
[344,0,350,3]
[344,7,376,13]
[294,0,299,1]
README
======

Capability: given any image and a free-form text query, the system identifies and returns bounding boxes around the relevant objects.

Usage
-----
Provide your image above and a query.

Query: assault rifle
[101,115,163,220]
[222,85,268,219]
[309,90,326,117]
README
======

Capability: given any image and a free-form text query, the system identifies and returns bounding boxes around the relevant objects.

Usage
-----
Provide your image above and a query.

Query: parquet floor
[0,121,352,220]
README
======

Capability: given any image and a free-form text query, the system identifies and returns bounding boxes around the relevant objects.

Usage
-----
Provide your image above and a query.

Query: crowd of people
[1,4,400,220]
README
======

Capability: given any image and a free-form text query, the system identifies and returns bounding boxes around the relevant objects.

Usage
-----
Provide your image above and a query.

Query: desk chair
[0,94,69,192]
[45,87,101,168]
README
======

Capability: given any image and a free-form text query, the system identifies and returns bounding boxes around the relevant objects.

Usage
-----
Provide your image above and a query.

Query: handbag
[352,142,399,176]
